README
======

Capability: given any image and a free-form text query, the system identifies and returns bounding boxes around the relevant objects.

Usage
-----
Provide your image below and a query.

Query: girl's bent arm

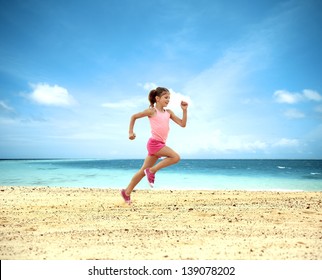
[168,101,188,127]
[169,108,187,127]
[129,108,154,139]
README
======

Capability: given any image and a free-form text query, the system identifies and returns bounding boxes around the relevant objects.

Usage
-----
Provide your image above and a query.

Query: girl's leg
[149,146,180,173]
[124,155,159,196]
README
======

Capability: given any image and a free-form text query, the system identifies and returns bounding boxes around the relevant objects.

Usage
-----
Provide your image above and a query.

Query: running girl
[121,87,188,204]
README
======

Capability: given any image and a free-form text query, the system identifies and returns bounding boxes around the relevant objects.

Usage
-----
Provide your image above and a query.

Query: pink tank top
[149,108,170,143]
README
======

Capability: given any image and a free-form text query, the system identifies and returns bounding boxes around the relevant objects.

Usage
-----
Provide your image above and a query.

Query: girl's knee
[173,153,180,163]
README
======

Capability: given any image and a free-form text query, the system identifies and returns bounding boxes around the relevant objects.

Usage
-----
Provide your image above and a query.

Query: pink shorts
[147,138,165,157]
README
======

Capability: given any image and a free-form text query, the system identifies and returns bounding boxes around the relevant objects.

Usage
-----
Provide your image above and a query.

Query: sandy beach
[0,186,321,260]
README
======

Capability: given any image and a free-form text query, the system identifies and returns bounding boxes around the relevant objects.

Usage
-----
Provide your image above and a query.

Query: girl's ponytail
[148,87,169,108]
[148,89,157,108]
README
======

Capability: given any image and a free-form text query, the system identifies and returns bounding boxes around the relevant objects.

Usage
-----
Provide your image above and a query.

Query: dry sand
[0,186,321,260]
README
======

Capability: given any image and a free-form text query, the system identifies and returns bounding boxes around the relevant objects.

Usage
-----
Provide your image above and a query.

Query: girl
[121,87,188,204]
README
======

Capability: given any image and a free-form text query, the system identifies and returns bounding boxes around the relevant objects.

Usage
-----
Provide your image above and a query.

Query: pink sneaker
[144,168,155,188]
[121,189,131,204]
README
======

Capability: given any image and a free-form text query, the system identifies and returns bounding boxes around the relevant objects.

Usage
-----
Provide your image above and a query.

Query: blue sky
[0,0,322,159]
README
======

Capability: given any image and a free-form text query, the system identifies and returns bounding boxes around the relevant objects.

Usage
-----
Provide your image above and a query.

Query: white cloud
[138,82,158,91]
[273,90,303,104]
[167,88,192,112]
[171,126,269,155]
[28,83,76,106]
[208,133,268,153]
[283,108,305,119]
[274,89,322,104]
[303,89,322,102]
[273,138,299,147]
[0,100,14,112]
[101,97,146,109]
[217,134,267,153]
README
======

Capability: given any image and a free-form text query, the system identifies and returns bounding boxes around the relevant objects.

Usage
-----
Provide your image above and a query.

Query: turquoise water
[0,159,321,191]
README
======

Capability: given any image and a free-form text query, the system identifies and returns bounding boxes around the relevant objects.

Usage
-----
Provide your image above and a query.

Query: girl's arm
[168,101,188,127]
[129,108,154,140]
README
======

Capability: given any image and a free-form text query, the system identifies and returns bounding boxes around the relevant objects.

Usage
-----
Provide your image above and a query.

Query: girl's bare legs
[124,146,180,197]
[124,155,159,196]
[149,146,180,173]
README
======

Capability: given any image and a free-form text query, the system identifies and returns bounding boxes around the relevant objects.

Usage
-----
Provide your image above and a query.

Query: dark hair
[148,87,169,107]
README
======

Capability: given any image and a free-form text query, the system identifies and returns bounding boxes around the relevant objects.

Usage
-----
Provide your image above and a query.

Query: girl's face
[156,92,170,107]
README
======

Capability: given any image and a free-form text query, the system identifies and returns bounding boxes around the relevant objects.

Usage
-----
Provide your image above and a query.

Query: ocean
[0,159,321,191]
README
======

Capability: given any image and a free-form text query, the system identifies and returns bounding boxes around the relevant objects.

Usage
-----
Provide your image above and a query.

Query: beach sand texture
[0,186,321,260]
